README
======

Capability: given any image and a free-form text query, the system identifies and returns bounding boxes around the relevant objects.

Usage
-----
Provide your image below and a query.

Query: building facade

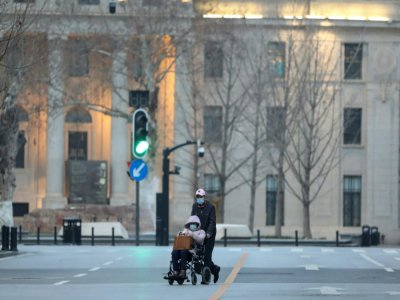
[5,0,400,243]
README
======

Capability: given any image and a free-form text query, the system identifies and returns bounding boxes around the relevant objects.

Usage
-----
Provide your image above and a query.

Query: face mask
[196,197,204,205]
[189,224,197,231]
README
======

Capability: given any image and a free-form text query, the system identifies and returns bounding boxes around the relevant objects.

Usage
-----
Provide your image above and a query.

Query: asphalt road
[0,245,399,299]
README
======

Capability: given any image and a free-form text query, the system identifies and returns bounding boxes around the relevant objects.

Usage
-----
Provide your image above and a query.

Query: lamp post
[160,140,203,246]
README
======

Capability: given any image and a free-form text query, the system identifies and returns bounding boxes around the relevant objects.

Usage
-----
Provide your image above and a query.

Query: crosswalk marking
[384,268,394,273]
[89,267,100,272]
[73,273,87,278]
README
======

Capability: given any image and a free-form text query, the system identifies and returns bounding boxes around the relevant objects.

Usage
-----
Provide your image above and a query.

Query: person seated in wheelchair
[170,215,205,279]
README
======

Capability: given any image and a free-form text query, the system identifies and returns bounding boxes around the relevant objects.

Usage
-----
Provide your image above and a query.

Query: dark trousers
[204,236,219,274]
[171,250,191,271]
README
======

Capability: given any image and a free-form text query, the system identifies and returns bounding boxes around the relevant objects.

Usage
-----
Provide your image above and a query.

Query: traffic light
[132,109,149,158]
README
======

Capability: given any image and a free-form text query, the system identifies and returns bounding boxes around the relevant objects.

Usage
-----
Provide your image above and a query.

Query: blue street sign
[129,159,148,182]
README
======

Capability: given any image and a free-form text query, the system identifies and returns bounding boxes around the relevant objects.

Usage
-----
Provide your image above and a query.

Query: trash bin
[63,217,82,245]
[361,225,370,247]
[370,226,380,246]
[1,226,10,251]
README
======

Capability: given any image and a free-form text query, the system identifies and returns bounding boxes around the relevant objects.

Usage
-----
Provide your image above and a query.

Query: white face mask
[196,197,204,205]
[189,224,198,231]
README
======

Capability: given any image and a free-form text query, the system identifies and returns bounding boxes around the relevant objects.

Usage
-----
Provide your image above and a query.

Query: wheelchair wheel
[191,272,197,285]
[177,278,184,285]
[168,278,174,285]
[201,266,211,284]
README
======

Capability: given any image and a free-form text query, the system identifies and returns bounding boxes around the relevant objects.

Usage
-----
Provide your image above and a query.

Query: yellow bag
[173,235,194,250]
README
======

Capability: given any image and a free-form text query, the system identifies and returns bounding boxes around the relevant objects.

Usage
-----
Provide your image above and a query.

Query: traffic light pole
[136,180,140,246]
[161,140,197,246]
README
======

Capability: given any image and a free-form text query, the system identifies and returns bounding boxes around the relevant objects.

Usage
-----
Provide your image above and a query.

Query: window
[343,108,362,145]
[266,106,286,143]
[343,176,361,226]
[13,202,29,217]
[266,175,284,226]
[203,106,222,144]
[68,132,88,160]
[15,106,28,169]
[204,174,221,194]
[344,43,363,80]
[142,0,162,6]
[131,40,144,79]
[78,0,100,4]
[267,42,285,78]
[69,39,89,77]
[15,131,26,169]
[66,107,91,160]
[204,42,223,78]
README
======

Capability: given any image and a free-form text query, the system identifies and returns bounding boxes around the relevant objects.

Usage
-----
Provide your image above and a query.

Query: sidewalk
[0,249,19,259]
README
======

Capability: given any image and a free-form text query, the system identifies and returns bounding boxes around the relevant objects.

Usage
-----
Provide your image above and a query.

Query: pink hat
[195,188,206,197]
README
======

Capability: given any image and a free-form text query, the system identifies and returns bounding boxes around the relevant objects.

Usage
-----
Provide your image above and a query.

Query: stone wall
[14,204,154,235]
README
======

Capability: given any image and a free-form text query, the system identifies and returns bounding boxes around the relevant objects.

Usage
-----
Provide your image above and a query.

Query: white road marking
[387,291,400,296]
[116,257,124,260]
[228,248,242,252]
[321,248,334,253]
[384,249,399,254]
[0,257,13,261]
[352,249,366,253]
[259,248,272,252]
[394,257,400,261]
[54,280,69,286]
[89,267,100,272]
[385,268,395,273]
[291,248,303,252]
[308,286,344,295]
[73,273,87,278]
[103,261,113,266]
[360,254,384,267]
[305,265,319,271]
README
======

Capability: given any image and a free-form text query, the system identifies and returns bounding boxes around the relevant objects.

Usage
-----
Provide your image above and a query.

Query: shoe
[213,266,220,283]
[201,281,209,285]
[178,270,186,278]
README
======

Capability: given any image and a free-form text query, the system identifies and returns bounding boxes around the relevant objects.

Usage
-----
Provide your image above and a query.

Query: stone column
[110,40,130,206]
[42,34,67,209]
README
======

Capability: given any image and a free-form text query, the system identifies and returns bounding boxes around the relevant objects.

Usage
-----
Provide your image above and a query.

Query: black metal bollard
[224,228,227,247]
[37,227,40,245]
[91,227,95,246]
[1,225,9,250]
[336,230,339,247]
[295,230,299,247]
[19,225,22,243]
[112,227,115,246]
[257,229,261,247]
[54,226,58,245]
[10,227,18,251]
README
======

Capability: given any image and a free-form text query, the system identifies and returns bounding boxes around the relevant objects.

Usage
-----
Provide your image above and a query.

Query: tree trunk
[303,202,312,238]
[274,151,284,237]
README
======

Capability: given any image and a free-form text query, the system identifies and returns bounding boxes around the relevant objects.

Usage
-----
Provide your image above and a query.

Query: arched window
[65,106,92,123]
[65,106,92,160]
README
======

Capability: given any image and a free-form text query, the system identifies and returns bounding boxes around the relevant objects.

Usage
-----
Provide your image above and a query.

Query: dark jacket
[191,201,216,238]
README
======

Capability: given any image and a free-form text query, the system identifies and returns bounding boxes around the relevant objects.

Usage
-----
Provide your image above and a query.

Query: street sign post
[128,159,148,246]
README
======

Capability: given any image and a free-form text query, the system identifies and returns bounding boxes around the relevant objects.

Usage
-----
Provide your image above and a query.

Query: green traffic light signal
[132,109,149,158]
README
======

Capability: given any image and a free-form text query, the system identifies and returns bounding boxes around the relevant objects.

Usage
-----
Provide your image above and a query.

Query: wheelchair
[163,244,212,285]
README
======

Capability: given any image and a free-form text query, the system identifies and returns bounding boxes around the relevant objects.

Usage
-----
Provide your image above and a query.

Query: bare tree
[197,27,254,222]
[268,28,342,238]
[0,2,38,226]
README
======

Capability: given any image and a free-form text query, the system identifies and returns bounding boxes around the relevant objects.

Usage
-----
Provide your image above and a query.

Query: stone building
[5,0,400,243]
